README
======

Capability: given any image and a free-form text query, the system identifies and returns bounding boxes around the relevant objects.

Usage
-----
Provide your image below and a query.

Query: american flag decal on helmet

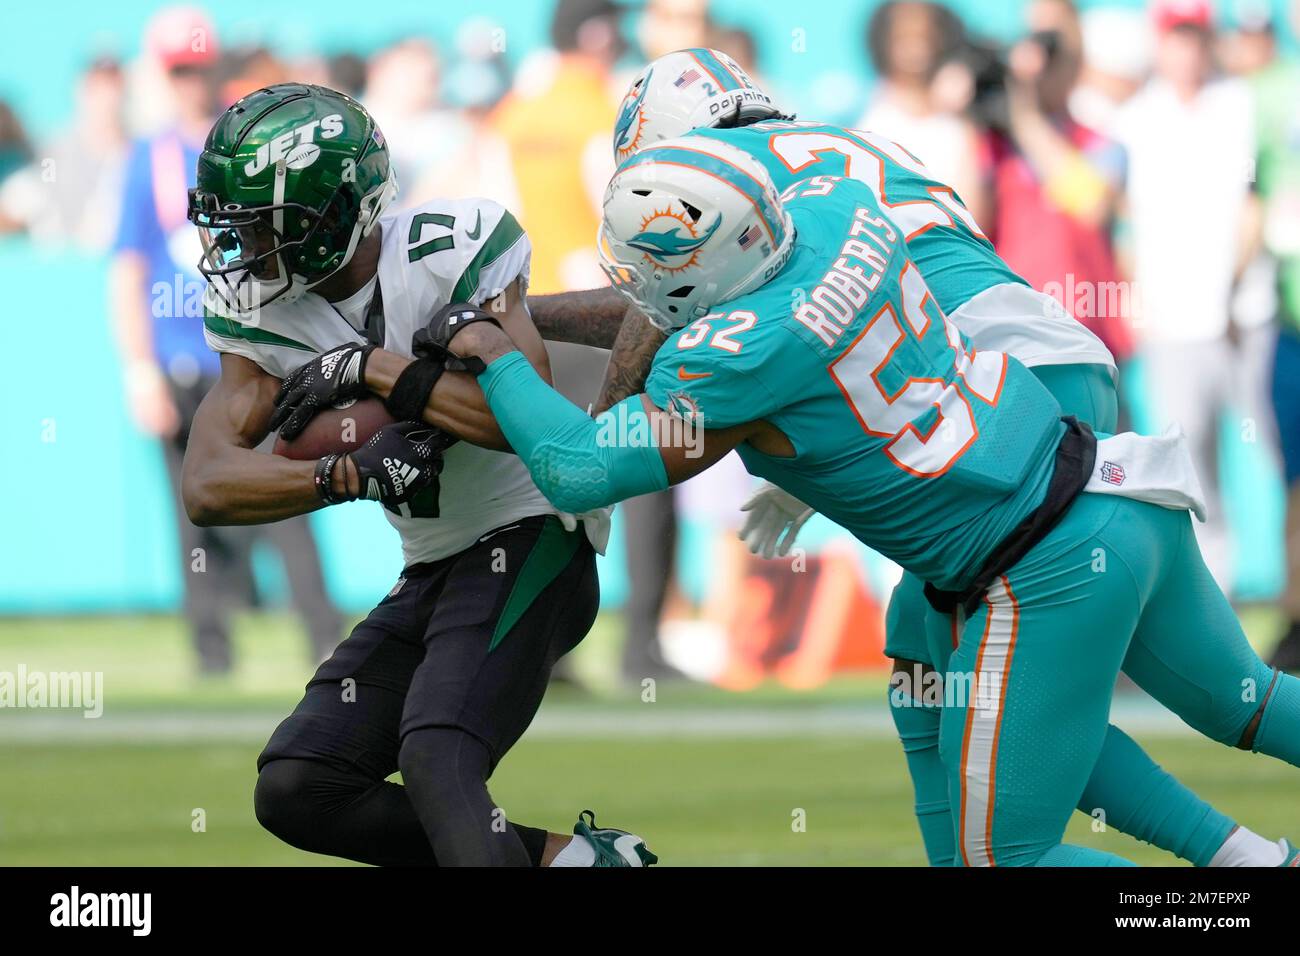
[737,224,761,250]
[674,68,701,88]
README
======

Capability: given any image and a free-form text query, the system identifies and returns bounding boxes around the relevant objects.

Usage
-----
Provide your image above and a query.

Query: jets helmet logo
[245,113,345,177]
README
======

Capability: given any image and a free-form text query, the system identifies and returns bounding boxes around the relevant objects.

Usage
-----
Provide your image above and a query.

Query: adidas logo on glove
[382,456,420,495]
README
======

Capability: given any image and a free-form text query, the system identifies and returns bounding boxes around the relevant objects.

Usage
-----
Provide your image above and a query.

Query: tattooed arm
[594,309,667,414]
[526,287,629,348]
[524,286,666,414]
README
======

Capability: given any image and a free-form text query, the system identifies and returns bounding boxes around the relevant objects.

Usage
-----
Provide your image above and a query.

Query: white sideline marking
[0,698,1191,744]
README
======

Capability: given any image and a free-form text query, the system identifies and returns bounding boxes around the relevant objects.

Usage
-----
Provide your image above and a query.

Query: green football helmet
[187,83,397,313]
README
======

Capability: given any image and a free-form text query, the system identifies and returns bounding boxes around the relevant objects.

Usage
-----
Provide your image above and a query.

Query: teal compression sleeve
[889,695,956,866]
[478,350,670,513]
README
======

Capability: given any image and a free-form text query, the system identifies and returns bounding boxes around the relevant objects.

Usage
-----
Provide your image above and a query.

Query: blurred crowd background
[3,0,1299,686]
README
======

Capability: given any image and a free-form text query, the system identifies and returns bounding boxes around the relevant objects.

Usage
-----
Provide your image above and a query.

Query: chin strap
[307,168,399,295]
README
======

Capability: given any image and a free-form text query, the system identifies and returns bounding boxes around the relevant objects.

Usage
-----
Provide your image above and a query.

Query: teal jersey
[644,178,1064,588]
[685,121,1027,317]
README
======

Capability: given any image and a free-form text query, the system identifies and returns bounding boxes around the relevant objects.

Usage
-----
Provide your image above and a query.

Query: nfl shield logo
[1100,461,1125,486]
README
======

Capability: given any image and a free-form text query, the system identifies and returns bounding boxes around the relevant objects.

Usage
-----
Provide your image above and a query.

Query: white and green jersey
[203,196,559,565]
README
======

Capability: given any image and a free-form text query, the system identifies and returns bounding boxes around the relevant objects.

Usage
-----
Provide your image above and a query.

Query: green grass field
[1,611,1296,866]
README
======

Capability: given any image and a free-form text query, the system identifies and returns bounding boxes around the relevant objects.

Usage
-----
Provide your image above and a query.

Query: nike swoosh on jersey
[466,211,482,241]
[677,366,713,380]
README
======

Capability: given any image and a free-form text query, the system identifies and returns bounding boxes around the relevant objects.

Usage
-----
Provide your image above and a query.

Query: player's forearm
[595,312,667,414]
[182,446,329,526]
[363,348,511,451]
[526,288,629,348]
[478,351,669,512]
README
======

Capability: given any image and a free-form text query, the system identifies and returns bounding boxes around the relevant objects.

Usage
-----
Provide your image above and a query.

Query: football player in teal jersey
[434,135,1300,866]
[575,48,1298,867]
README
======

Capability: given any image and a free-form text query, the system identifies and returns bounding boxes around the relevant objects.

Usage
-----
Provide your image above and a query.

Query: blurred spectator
[0,100,34,234]
[710,25,759,76]
[108,7,341,675]
[326,53,368,98]
[363,38,468,206]
[981,0,1133,364]
[1220,1,1277,76]
[442,19,512,114]
[217,45,288,107]
[1253,0,1300,669]
[0,100,33,182]
[489,0,624,292]
[857,1,986,222]
[1221,4,1280,483]
[1113,0,1257,592]
[409,18,516,205]
[1069,6,1152,134]
[0,58,127,250]
[639,0,712,60]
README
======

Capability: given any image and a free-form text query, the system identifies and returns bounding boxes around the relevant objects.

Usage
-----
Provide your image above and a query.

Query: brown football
[272,397,397,460]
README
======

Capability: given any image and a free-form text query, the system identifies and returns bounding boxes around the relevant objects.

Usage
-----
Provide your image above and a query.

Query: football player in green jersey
[184,84,655,867]
[438,135,1300,866]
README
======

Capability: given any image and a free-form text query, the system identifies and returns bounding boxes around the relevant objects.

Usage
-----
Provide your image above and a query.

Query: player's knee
[398,728,490,813]
[253,758,327,844]
[1231,668,1288,750]
[1207,672,1277,749]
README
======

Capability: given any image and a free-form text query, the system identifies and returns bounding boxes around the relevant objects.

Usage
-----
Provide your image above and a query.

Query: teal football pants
[885,362,1271,866]
[890,360,1142,866]
[937,491,1297,866]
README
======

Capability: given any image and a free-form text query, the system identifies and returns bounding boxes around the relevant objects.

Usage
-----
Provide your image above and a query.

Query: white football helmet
[598,136,795,332]
[612,48,786,164]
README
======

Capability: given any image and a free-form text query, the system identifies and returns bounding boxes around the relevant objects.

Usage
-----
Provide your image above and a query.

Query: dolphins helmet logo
[614,69,651,160]
[627,206,721,272]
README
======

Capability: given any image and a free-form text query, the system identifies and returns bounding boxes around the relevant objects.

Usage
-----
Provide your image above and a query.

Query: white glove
[557,505,614,555]
[738,482,814,559]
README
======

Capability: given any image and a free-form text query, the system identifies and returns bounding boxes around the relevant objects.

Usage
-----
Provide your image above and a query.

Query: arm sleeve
[478,350,669,513]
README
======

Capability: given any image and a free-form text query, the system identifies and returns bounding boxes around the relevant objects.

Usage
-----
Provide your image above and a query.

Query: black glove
[271,342,376,440]
[412,301,502,375]
[346,422,452,517]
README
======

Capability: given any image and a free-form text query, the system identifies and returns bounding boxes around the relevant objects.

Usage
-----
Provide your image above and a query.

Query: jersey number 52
[830,263,1005,477]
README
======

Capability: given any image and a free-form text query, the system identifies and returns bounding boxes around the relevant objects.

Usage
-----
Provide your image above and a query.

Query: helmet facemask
[190,166,395,314]
[190,84,398,316]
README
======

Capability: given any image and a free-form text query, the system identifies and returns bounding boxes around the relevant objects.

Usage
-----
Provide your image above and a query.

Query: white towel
[558,506,613,554]
[1084,425,1207,522]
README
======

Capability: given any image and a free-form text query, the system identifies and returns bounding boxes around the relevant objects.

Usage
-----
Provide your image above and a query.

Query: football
[271,397,396,460]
